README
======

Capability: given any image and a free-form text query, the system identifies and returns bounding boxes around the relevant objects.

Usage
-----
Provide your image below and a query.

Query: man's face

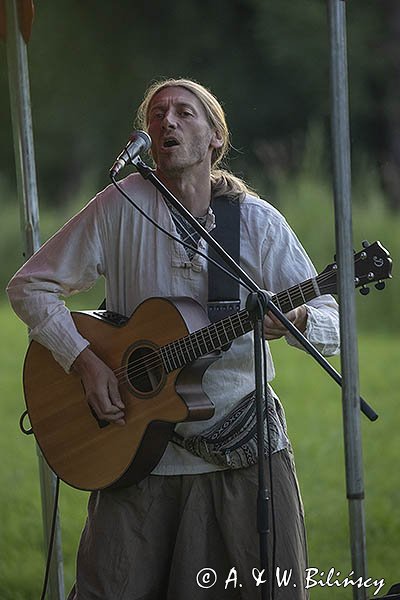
[147,86,221,177]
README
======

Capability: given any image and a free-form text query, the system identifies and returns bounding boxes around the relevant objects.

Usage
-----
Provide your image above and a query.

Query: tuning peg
[359,286,370,296]
[362,240,370,249]
[375,281,385,291]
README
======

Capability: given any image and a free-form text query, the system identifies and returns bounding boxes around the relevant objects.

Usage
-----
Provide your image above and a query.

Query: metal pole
[4,1,65,598]
[327,1,368,598]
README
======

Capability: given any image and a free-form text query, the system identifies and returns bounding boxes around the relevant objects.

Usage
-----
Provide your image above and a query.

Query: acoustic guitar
[22,241,391,491]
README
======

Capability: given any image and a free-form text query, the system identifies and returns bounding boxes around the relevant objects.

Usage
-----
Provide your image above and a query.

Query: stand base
[373,582,400,598]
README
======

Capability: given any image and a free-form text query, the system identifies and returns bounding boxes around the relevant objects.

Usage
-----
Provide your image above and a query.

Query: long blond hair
[136,78,257,200]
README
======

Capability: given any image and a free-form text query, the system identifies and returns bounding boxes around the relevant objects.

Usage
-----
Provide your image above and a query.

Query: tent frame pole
[327,2,368,598]
[4,1,65,598]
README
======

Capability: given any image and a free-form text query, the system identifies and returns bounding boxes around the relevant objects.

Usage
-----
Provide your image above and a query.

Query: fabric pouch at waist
[171,385,289,469]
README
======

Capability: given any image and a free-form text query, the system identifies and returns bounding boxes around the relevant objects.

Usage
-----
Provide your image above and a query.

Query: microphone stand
[118,156,378,600]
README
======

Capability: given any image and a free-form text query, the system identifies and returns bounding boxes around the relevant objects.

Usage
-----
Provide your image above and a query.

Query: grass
[0,300,399,599]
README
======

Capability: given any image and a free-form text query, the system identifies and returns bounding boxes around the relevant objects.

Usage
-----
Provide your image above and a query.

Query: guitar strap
[207,196,241,323]
[98,195,241,320]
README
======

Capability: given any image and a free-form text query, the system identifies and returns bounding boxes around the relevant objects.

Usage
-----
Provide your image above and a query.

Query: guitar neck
[160,276,321,373]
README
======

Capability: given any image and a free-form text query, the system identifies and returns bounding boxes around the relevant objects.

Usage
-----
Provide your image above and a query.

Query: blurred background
[0,1,399,598]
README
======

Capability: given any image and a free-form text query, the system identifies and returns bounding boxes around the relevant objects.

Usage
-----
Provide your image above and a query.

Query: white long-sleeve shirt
[7,173,340,474]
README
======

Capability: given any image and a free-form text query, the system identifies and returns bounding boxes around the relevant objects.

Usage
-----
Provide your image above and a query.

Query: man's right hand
[72,347,126,425]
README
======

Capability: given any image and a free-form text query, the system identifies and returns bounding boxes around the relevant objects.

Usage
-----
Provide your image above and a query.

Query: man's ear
[210,129,224,150]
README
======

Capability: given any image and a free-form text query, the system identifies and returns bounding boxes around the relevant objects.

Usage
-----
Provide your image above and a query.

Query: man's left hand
[263,305,308,340]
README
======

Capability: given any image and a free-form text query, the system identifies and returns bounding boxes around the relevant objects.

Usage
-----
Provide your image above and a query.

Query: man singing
[8,78,340,599]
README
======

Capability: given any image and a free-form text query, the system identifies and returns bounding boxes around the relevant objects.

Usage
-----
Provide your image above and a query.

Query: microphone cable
[39,474,61,600]
[110,174,254,296]
[20,407,62,600]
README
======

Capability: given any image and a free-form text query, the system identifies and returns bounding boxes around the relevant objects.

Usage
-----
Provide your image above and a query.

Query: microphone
[109,130,152,178]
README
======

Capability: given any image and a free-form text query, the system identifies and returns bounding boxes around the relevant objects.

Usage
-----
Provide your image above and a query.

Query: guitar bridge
[89,405,110,429]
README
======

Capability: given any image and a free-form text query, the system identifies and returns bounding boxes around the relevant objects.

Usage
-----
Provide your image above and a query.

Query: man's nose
[162,110,177,129]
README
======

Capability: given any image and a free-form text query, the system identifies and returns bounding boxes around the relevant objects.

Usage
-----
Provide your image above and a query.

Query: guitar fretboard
[159,276,320,373]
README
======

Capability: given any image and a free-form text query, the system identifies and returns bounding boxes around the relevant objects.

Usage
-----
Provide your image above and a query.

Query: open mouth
[163,138,180,148]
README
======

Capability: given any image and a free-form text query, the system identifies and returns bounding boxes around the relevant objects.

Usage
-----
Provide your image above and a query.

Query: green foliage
[0,0,397,207]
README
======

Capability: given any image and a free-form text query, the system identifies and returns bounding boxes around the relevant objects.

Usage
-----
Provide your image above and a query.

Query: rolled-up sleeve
[286,298,340,356]
[7,197,105,372]
[261,209,340,357]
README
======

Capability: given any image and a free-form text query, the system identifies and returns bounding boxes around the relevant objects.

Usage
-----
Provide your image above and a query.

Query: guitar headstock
[317,241,392,296]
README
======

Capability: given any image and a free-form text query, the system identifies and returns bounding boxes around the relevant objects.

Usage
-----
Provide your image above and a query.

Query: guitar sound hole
[126,344,164,396]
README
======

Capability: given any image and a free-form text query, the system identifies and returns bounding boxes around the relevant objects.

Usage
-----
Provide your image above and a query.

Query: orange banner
[0,0,35,43]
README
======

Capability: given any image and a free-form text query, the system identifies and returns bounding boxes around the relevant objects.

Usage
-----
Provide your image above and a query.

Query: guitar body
[23,297,217,491]
[21,240,392,491]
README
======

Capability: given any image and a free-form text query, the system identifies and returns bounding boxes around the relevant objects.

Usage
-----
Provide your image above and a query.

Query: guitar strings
[114,251,379,385]
[113,278,319,384]
[114,310,250,385]
[111,277,312,381]
[110,308,249,378]
[110,265,350,386]
[111,269,338,384]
